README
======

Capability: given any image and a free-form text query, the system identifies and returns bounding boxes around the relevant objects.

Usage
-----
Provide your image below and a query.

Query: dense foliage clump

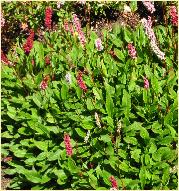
[1,1,178,190]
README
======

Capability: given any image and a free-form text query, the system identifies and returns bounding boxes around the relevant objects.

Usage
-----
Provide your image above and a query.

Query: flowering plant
[1,1,178,190]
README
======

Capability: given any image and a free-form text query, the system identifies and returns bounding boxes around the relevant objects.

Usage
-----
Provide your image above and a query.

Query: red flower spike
[45,7,53,29]
[45,56,50,65]
[109,176,118,189]
[77,71,87,92]
[23,29,34,55]
[1,50,9,65]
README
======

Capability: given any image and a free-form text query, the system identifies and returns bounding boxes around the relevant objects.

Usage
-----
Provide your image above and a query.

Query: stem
[12,67,29,95]
[87,2,91,38]
[163,2,167,26]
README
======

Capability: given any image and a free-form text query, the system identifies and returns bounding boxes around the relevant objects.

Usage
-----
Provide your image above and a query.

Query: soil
[1,166,11,190]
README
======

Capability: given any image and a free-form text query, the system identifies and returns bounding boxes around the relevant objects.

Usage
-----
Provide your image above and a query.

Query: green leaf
[95,165,102,179]
[162,167,170,185]
[56,170,67,185]
[114,48,125,62]
[7,106,16,119]
[128,79,136,92]
[137,57,143,64]
[124,137,138,145]
[81,120,94,130]
[166,124,177,139]
[106,145,114,155]
[140,127,149,140]
[75,86,82,99]
[34,41,44,68]
[14,149,27,158]
[151,121,163,134]
[34,140,48,151]
[143,89,148,103]
[144,154,150,165]
[86,98,94,110]
[46,113,56,123]
[1,131,13,138]
[4,168,17,175]
[31,185,45,190]
[25,157,37,165]
[122,89,131,116]
[118,149,127,159]
[68,157,78,173]
[152,151,161,161]
[89,174,98,189]
[54,168,67,181]
[139,25,146,47]
[48,150,61,161]
[139,166,146,189]
[131,149,141,163]
[36,152,47,161]
[100,135,111,143]
[33,93,42,108]
[106,89,114,117]
[40,175,51,184]
[110,34,123,47]
[130,1,138,12]
[27,120,50,137]
[75,128,86,137]
[96,187,107,190]
[124,122,142,132]
[101,62,108,77]
[109,156,118,170]
[119,161,129,172]
[149,143,157,154]
[104,116,114,127]
[93,87,101,100]
[158,147,173,160]
[61,83,68,100]
[101,170,111,186]
[166,57,173,68]
[24,170,42,183]
[151,75,159,94]
[164,112,173,126]
[124,28,132,43]
[159,136,173,145]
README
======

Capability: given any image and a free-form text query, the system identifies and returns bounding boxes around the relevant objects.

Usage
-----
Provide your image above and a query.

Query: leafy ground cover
[1,1,178,190]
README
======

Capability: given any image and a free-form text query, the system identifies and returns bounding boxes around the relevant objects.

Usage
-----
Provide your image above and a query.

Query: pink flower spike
[72,14,86,47]
[95,38,104,51]
[64,134,73,156]
[69,24,74,35]
[170,6,178,26]
[141,16,165,60]
[40,80,48,90]
[1,12,5,27]
[128,43,137,59]
[144,77,149,89]
[142,1,155,14]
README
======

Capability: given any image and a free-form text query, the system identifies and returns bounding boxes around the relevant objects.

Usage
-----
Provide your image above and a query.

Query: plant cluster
[1,1,178,190]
